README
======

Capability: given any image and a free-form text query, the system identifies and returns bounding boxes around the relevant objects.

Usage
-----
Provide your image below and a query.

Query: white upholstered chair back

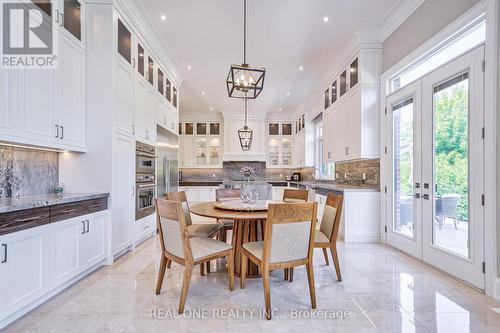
[269,221,312,263]
[156,199,191,260]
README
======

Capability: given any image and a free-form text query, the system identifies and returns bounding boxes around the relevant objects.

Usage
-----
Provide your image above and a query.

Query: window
[389,19,485,93]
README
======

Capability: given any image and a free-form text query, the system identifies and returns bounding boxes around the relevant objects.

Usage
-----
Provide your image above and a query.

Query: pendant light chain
[244,93,248,127]
[243,0,247,65]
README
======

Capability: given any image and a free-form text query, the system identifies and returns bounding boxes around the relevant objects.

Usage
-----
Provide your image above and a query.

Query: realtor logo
[1,1,57,68]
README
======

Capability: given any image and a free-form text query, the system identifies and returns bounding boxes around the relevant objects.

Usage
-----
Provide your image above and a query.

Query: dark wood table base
[231,219,266,277]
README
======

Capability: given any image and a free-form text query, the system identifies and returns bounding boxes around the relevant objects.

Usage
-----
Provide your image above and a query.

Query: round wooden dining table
[189,201,268,277]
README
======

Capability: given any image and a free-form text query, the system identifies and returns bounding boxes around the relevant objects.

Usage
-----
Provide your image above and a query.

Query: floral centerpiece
[240,166,255,184]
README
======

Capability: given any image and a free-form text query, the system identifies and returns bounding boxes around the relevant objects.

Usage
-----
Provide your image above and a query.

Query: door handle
[81,221,86,234]
[415,183,420,189]
[60,126,64,139]
[86,220,90,233]
[414,193,420,199]
[422,194,430,200]
[55,124,59,138]
[1,244,6,263]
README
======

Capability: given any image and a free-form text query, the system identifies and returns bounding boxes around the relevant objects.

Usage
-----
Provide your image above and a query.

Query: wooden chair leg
[306,263,316,309]
[206,261,211,273]
[322,248,330,266]
[166,259,172,269]
[200,262,205,276]
[155,256,167,295]
[330,245,342,282]
[240,254,247,289]
[227,250,235,291]
[178,264,193,314]
[262,267,272,320]
[284,268,289,281]
[289,267,294,282]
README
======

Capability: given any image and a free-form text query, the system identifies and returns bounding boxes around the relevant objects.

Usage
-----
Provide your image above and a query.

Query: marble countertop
[288,181,380,192]
[0,193,109,214]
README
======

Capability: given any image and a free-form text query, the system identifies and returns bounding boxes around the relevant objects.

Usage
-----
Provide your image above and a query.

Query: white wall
[382,0,481,72]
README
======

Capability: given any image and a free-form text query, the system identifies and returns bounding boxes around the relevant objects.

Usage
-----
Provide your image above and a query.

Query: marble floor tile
[3,239,500,333]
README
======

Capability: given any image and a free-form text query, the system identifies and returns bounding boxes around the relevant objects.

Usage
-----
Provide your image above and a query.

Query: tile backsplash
[0,145,59,197]
[334,158,380,186]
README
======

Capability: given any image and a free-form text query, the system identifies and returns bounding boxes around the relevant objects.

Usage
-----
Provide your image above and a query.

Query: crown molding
[379,0,426,41]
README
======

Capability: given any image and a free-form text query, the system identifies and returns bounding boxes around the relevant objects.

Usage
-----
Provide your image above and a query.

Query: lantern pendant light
[226,0,266,99]
[237,96,253,151]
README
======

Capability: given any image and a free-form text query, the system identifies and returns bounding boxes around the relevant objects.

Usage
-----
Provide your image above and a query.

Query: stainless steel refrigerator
[156,125,179,197]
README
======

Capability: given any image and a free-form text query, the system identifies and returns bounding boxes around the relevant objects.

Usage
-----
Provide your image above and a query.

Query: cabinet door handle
[59,13,64,27]
[86,220,90,233]
[81,221,86,234]
[1,244,6,263]
[55,9,60,23]
[60,126,64,139]
[132,124,135,135]
[55,124,59,138]
[422,194,430,200]
[132,58,136,68]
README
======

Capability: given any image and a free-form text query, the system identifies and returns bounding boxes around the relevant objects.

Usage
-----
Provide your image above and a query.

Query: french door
[387,46,485,289]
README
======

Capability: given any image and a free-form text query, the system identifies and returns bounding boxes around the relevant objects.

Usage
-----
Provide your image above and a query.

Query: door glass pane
[281,123,292,135]
[33,1,52,17]
[196,123,207,135]
[64,0,81,41]
[324,88,330,109]
[165,79,171,102]
[173,87,178,108]
[210,123,220,135]
[269,123,279,135]
[339,71,347,97]
[196,139,207,166]
[185,123,193,135]
[137,44,144,76]
[148,57,154,85]
[331,80,337,103]
[392,98,414,238]
[432,73,469,258]
[117,19,131,63]
[349,58,359,88]
[157,69,164,94]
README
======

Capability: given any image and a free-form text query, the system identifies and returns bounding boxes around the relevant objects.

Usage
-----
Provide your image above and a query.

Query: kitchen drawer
[50,198,107,223]
[0,207,51,235]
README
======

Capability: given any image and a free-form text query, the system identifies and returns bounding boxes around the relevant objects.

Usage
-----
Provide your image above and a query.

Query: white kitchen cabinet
[113,57,135,136]
[134,214,155,245]
[0,70,17,136]
[294,130,305,166]
[50,218,83,288]
[81,214,107,269]
[272,186,288,200]
[179,137,195,167]
[179,186,217,203]
[0,228,50,319]
[57,33,86,148]
[315,194,327,224]
[111,134,134,255]
[339,191,380,242]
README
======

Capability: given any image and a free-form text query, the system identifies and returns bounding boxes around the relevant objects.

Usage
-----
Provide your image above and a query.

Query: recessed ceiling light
[161,14,166,21]
[209,107,214,111]
[299,66,303,71]
[187,65,192,70]
[286,92,290,96]
[278,107,282,111]
[201,91,205,95]
[323,16,329,23]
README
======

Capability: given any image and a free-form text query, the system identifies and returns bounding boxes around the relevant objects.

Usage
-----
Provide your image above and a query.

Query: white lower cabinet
[339,191,380,242]
[0,228,50,320]
[315,194,327,223]
[0,211,109,328]
[272,186,287,200]
[179,186,217,203]
[134,214,156,245]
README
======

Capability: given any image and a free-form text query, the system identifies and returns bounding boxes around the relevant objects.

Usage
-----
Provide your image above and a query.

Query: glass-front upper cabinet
[173,87,178,108]
[157,69,164,94]
[185,123,194,135]
[339,70,347,97]
[63,0,82,41]
[331,80,337,104]
[281,123,292,135]
[165,78,171,102]
[117,19,131,63]
[147,56,154,85]
[209,138,221,166]
[196,123,207,135]
[32,1,52,16]
[209,123,220,135]
[137,43,145,76]
[324,88,330,109]
[195,139,207,166]
[268,139,280,166]
[349,57,359,88]
[269,123,279,136]
[281,139,292,165]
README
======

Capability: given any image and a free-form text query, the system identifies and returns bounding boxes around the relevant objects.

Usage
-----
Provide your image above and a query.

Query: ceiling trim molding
[379,0,426,41]
[115,0,184,86]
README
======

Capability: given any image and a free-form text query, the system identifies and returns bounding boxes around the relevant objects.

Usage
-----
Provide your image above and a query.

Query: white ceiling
[140,0,404,117]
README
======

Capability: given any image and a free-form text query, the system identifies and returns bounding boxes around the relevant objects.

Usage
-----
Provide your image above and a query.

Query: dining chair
[313,192,343,281]
[240,201,318,320]
[166,191,223,275]
[155,199,234,314]
[215,188,241,242]
[282,188,308,281]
